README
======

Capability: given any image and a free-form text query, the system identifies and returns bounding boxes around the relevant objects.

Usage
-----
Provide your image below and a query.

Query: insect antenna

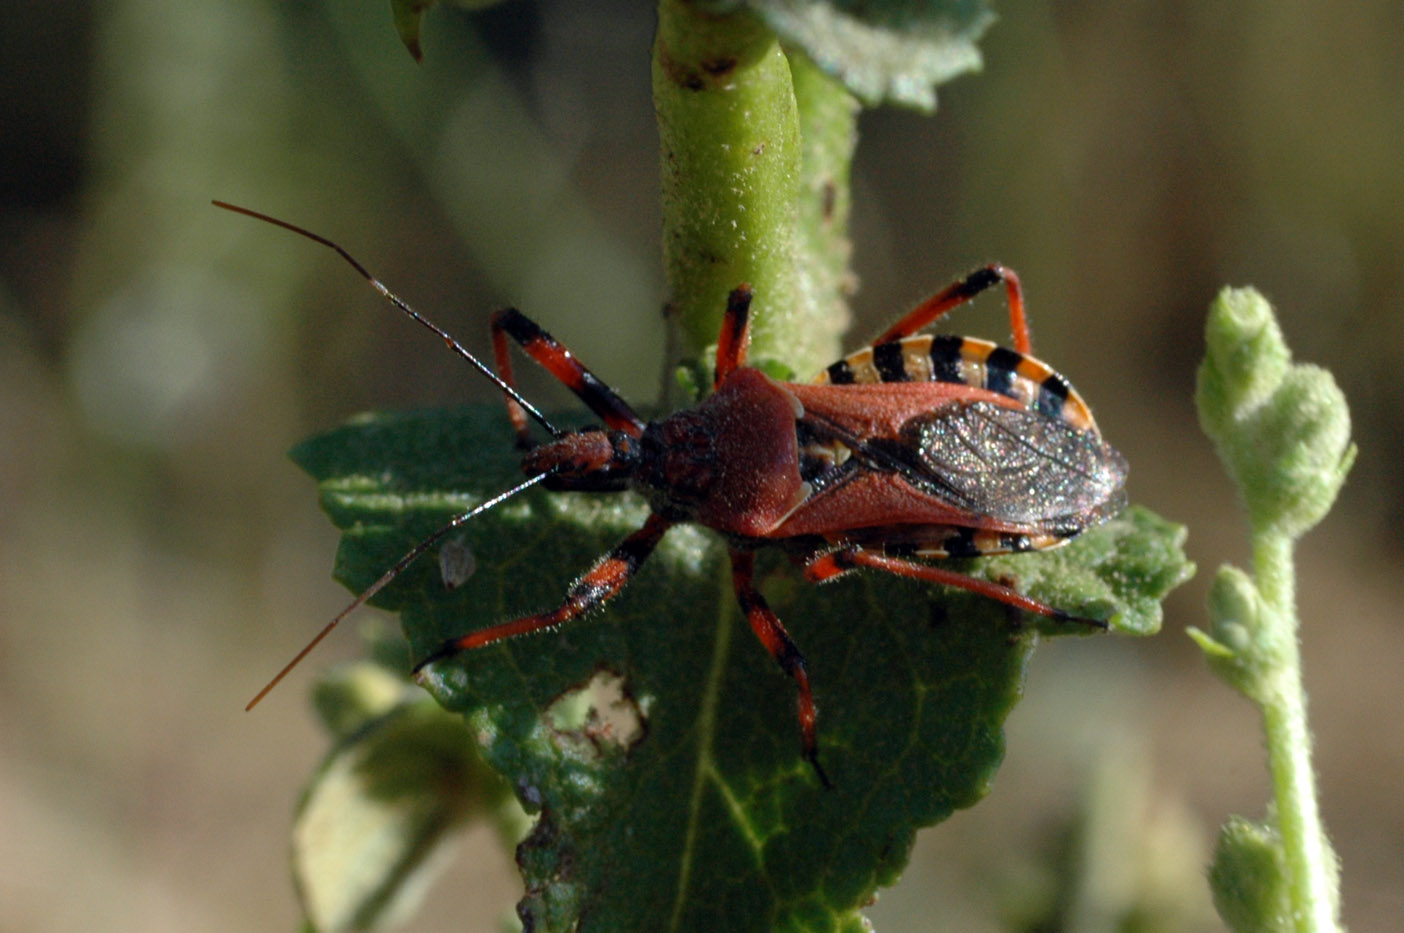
[245,471,551,710]
[211,200,560,439]
[215,201,568,706]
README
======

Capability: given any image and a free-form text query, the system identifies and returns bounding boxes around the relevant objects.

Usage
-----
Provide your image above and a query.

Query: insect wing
[901,400,1127,528]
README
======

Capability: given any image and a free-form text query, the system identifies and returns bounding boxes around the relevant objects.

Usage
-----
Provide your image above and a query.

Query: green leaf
[293,683,509,931]
[292,406,1188,931]
[976,505,1192,639]
[746,0,997,110]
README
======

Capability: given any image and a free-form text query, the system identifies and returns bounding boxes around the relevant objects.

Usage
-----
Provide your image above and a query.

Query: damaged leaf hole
[544,668,648,753]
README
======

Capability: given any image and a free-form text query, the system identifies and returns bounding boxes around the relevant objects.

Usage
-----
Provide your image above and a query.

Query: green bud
[1197,288,1289,437]
[1241,365,1355,538]
[1196,287,1354,540]
[1208,816,1292,933]
[1207,565,1258,646]
[1189,565,1267,699]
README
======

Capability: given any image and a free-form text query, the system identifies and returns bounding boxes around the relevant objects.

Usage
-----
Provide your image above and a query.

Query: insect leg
[729,550,832,788]
[713,284,754,388]
[413,512,672,670]
[490,308,647,442]
[804,547,1108,629]
[875,265,1031,356]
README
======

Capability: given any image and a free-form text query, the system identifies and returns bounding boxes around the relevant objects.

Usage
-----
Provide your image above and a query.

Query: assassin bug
[217,201,1127,787]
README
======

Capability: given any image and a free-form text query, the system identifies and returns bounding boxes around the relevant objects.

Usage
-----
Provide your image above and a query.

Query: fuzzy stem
[787,49,857,376]
[1195,287,1350,931]
[1251,531,1339,932]
[653,0,803,373]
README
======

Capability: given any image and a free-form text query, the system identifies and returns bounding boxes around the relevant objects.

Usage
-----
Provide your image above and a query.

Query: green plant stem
[653,0,803,371]
[1251,531,1338,932]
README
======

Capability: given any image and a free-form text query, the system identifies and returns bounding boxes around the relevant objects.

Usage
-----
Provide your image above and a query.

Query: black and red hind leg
[875,264,1032,355]
[804,546,1108,630]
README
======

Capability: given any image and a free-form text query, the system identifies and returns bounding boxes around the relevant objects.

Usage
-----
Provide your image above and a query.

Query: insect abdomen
[819,335,1096,433]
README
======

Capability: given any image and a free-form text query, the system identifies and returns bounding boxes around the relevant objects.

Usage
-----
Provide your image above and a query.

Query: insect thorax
[637,368,808,538]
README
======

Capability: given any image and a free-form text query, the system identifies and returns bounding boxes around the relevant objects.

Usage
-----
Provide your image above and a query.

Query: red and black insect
[218,201,1127,787]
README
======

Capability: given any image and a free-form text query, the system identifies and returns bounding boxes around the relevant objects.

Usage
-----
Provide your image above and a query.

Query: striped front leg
[491,307,647,446]
[413,512,672,670]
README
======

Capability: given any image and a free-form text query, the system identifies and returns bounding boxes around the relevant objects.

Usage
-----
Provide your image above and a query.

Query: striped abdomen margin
[817,334,1096,433]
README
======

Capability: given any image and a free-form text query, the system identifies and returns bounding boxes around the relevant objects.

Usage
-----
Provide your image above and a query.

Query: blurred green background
[3,1,1401,930]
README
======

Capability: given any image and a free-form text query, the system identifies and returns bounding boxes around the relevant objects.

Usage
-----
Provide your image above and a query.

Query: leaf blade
[748,0,997,110]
